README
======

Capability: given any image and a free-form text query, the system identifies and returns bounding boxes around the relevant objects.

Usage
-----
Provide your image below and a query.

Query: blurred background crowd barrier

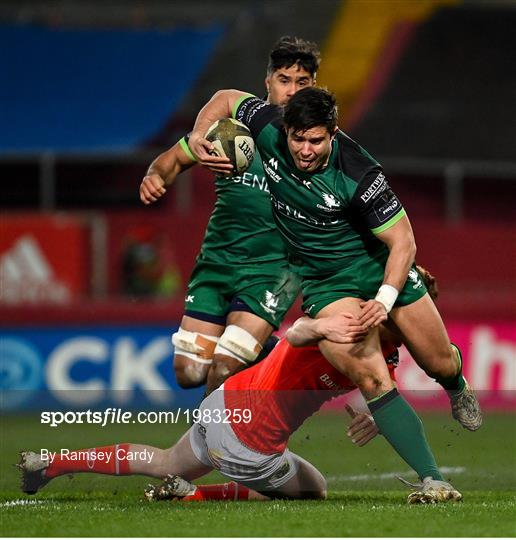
[1,0,514,411]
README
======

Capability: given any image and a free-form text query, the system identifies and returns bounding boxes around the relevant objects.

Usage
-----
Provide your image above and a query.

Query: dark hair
[283,87,338,134]
[267,36,321,77]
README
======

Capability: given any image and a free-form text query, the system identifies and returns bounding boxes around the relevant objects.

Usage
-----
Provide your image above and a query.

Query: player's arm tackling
[286,313,368,347]
[345,404,379,446]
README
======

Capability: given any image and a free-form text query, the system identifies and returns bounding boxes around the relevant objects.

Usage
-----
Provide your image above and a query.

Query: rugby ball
[205,118,255,175]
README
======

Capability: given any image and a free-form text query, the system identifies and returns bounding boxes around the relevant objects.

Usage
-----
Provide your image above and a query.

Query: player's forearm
[286,317,324,347]
[373,215,416,311]
[382,236,416,291]
[287,313,367,346]
[191,89,246,139]
[147,144,194,187]
[147,158,179,187]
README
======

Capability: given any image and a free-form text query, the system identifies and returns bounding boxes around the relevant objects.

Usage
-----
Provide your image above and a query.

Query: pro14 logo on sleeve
[373,193,402,223]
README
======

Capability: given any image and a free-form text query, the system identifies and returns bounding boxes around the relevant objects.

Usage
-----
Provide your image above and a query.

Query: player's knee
[309,477,327,500]
[174,356,209,388]
[353,368,393,397]
[208,354,242,390]
[313,488,327,500]
[298,478,327,500]
[212,355,234,379]
[171,328,219,388]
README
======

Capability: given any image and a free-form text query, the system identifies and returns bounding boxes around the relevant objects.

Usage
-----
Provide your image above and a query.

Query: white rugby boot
[17,451,51,494]
[399,476,463,504]
[449,379,483,431]
[144,474,197,501]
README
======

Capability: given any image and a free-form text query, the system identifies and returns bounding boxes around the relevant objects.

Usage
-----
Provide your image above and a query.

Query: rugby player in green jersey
[187,85,482,485]
[140,37,330,394]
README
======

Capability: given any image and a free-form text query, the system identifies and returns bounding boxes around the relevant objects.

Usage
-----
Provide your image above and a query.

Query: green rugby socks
[436,343,466,393]
[368,389,444,481]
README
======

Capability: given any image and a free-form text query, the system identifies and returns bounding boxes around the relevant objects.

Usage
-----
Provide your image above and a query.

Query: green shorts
[301,256,427,317]
[184,258,301,328]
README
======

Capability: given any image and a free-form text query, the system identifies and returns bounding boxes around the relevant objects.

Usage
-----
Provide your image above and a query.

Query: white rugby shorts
[188,387,299,491]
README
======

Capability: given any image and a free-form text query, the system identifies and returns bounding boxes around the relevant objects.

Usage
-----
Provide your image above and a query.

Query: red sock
[183,482,250,501]
[45,444,131,478]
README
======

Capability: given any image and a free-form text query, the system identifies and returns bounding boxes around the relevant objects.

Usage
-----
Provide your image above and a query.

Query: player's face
[265,65,315,107]
[286,126,336,173]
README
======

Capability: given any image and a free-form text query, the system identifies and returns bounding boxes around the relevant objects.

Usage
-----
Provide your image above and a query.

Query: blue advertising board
[0,326,204,411]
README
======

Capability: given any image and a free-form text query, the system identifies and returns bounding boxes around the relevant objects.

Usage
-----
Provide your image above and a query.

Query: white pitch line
[0,499,46,508]
[327,466,466,483]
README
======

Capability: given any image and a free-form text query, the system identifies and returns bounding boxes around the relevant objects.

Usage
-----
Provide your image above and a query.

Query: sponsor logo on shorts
[269,461,291,482]
[260,291,279,314]
[207,448,223,468]
[408,268,424,289]
[185,295,195,303]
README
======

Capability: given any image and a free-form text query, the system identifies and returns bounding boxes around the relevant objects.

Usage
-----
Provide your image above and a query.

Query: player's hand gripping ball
[204,118,255,175]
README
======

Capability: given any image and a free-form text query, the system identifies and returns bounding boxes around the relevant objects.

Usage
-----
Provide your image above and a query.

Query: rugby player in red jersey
[19,275,461,504]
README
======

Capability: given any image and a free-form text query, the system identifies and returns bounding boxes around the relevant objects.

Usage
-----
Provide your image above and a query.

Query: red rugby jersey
[224,339,395,454]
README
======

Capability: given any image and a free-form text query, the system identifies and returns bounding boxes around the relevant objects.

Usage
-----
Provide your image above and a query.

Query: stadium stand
[0,24,224,152]
[349,4,516,161]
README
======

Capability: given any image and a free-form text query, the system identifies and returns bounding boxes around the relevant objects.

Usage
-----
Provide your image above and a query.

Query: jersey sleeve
[233,95,281,139]
[349,169,406,234]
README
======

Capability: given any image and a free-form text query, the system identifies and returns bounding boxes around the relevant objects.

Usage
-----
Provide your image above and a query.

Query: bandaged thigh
[172,328,219,365]
[214,325,262,365]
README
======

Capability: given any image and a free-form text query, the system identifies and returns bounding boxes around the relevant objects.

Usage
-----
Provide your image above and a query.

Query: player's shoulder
[233,94,265,118]
[234,95,282,137]
[332,130,381,183]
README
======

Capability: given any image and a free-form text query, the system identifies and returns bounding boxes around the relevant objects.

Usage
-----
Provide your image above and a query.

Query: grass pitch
[1,411,515,537]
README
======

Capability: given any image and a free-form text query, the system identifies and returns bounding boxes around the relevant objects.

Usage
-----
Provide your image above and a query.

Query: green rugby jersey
[233,95,407,277]
[179,137,287,265]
